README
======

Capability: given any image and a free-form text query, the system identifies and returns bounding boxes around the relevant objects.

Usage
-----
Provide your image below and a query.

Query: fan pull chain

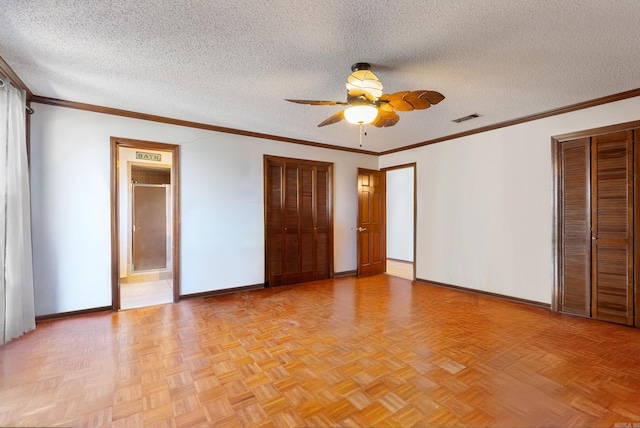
[358,124,368,147]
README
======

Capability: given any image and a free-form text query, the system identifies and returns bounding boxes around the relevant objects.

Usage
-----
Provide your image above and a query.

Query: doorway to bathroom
[111,137,180,310]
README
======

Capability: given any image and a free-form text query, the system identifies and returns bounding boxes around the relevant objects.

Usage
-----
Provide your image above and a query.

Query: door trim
[551,120,640,326]
[110,137,181,310]
[381,163,417,280]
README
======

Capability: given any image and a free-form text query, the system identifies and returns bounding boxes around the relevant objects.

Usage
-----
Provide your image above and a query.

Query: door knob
[358,227,367,232]
[592,236,597,240]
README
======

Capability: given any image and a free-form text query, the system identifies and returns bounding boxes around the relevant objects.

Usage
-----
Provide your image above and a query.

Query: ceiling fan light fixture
[286,62,444,133]
[344,105,378,124]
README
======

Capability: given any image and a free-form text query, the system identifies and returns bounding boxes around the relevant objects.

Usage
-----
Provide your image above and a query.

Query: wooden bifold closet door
[265,156,333,287]
[559,130,636,326]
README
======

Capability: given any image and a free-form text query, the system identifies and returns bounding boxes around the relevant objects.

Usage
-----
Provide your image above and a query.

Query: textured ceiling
[2,0,640,153]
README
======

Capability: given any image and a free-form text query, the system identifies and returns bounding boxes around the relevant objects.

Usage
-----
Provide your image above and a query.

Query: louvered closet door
[298,164,331,282]
[591,131,634,325]
[265,157,332,287]
[559,138,591,317]
[558,130,636,326]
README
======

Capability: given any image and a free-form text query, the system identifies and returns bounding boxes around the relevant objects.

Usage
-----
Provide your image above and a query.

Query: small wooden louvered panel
[284,163,301,284]
[266,160,284,285]
[591,131,634,325]
[299,165,315,282]
[316,168,330,278]
[265,157,332,287]
[559,138,591,317]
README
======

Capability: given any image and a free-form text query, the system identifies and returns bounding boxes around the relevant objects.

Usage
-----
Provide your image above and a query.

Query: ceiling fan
[286,62,445,129]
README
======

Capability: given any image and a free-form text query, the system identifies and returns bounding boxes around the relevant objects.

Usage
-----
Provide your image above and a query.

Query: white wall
[386,167,414,262]
[380,96,640,304]
[31,95,640,315]
[30,104,377,316]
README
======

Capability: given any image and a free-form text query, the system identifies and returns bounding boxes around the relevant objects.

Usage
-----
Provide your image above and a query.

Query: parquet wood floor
[1,275,640,427]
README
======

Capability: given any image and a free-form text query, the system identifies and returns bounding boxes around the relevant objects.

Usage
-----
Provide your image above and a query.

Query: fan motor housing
[351,62,371,72]
[347,94,374,106]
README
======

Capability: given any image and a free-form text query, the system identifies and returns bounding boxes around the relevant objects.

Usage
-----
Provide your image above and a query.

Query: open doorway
[384,164,416,280]
[111,137,180,310]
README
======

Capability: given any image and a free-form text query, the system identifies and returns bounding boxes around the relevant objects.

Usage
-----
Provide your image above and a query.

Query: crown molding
[31,96,378,156]
[380,87,640,155]
[32,86,640,157]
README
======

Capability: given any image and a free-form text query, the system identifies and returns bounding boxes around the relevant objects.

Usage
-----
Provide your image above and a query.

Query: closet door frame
[552,119,640,327]
[263,155,334,287]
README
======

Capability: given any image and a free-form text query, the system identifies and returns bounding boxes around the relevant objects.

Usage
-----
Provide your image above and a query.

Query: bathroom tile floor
[120,279,173,309]
[386,259,414,280]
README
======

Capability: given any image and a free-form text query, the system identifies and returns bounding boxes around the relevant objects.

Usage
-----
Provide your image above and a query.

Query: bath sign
[136,151,161,161]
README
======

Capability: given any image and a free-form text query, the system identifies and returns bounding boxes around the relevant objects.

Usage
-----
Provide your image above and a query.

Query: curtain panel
[0,78,35,344]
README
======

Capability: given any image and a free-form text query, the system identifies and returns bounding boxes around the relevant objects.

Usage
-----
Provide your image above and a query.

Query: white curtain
[0,78,35,344]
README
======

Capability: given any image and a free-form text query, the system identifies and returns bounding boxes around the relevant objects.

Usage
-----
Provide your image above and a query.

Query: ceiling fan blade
[421,90,445,105]
[379,90,445,111]
[378,102,394,112]
[372,109,399,128]
[379,91,412,111]
[286,99,348,106]
[318,110,345,127]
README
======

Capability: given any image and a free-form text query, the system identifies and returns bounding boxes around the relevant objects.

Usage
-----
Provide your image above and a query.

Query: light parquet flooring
[2,275,640,427]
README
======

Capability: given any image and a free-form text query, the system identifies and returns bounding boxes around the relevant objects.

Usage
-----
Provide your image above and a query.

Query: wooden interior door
[133,185,167,271]
[559,138,592,317]
[591,131,634,325]
[357,168,386,277]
